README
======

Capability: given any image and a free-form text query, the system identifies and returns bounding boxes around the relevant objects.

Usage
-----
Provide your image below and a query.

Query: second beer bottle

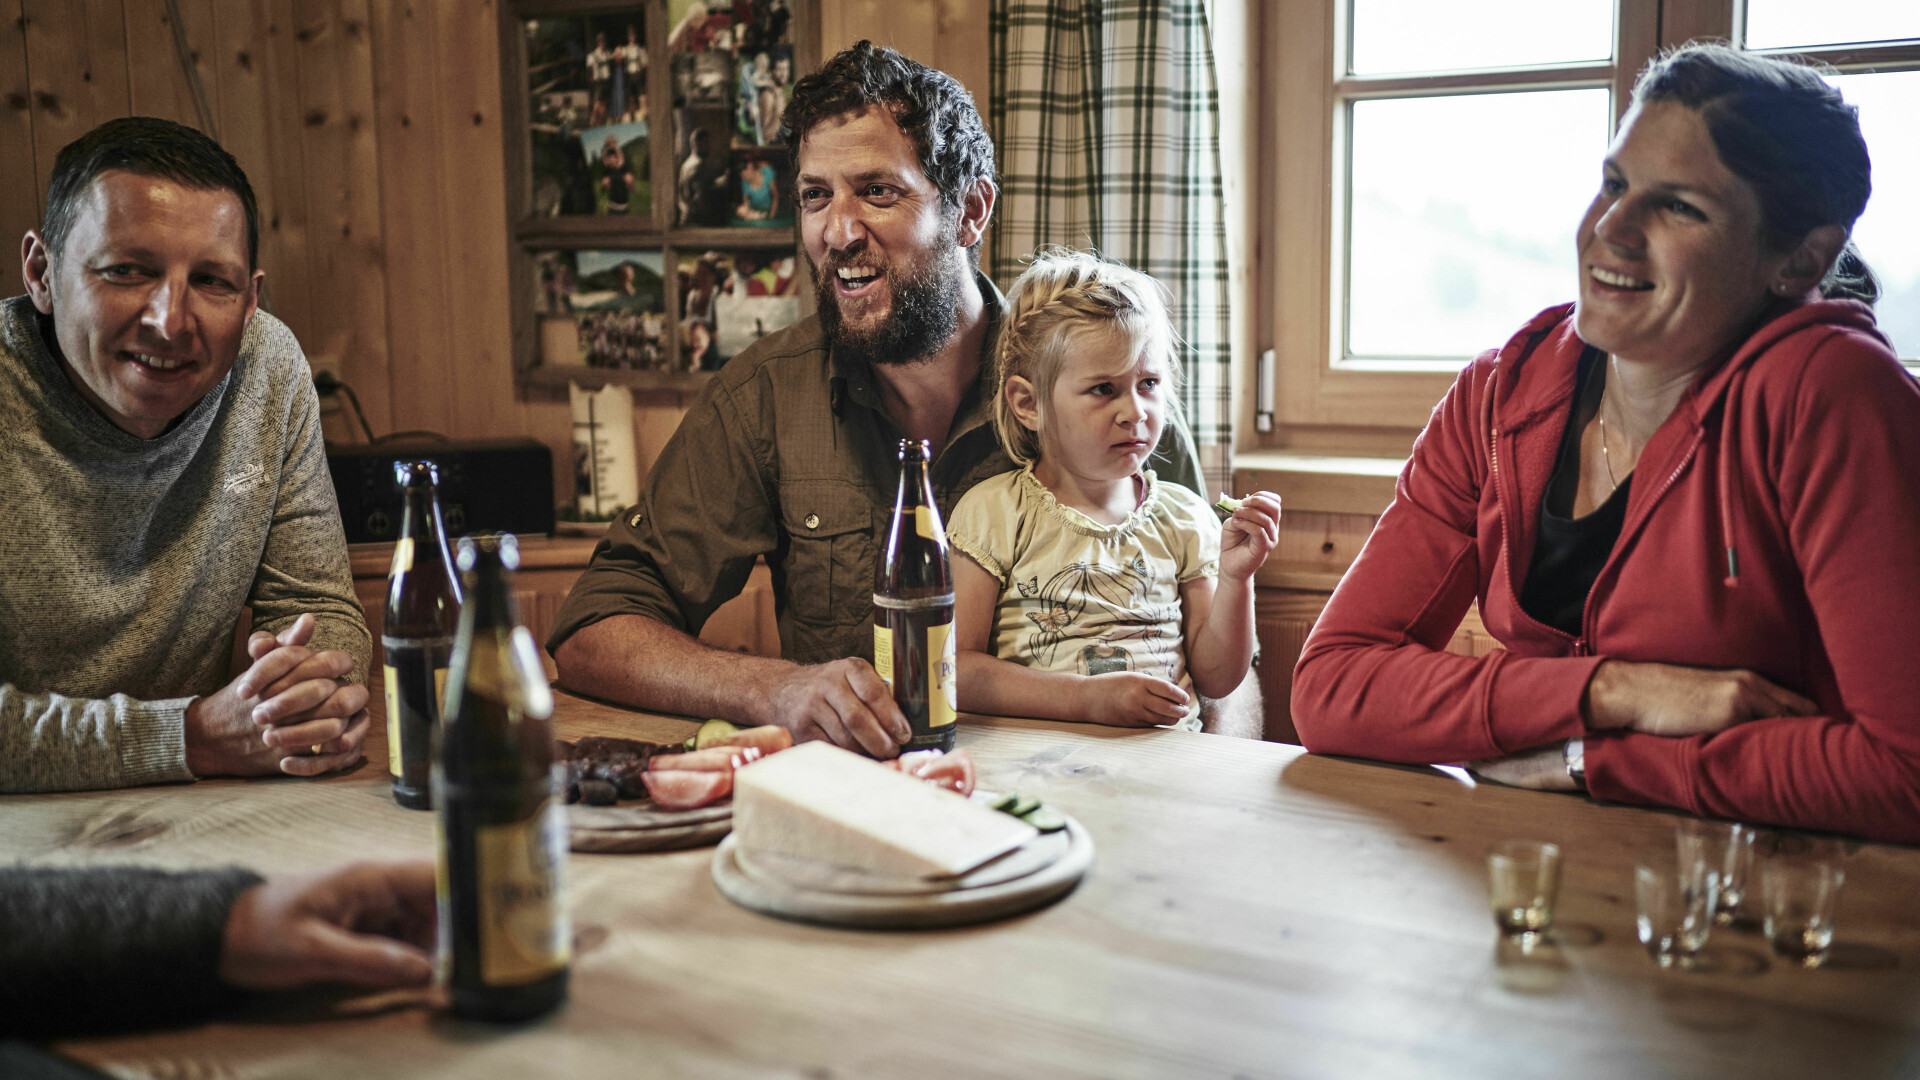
[874,439,957,753]
[384,460,461,809]
[434,534,570,1023]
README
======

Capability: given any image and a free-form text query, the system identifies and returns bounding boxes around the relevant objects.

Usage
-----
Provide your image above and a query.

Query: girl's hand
[1072,672,1192,727]
[1217,491,1281,582]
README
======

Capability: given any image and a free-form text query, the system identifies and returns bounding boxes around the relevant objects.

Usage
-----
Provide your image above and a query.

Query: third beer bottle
[435,534,570,1022]
[874,438,957,753]
[384,460,461,809]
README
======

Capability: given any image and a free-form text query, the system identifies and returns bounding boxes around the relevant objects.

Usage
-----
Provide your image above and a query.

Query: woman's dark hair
[1632,43,1876,303]
[42,116,259,272]
[780,40,996,217]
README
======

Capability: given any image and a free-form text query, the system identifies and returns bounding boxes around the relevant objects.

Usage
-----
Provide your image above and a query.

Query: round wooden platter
[568,801,733,853]
[709,813,1095,929]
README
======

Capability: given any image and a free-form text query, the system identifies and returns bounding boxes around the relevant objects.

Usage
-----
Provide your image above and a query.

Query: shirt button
[804,513,820,530]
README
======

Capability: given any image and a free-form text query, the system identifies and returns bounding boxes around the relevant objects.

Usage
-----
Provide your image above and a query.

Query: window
[1264,0,1920,438]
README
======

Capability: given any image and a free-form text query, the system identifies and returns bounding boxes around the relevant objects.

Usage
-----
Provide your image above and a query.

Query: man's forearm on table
[0,684,195,793]
[554,614,797,725]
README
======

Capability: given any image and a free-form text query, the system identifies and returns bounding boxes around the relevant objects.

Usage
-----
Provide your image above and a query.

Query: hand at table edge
[219,861,437,992]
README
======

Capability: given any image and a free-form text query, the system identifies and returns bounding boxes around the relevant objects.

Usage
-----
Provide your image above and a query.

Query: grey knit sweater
[0,296,369,793]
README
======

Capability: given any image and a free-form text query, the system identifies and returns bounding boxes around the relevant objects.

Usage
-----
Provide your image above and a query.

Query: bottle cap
[896,438,931,461]
[456,532,520,573]
[394,459,441,489]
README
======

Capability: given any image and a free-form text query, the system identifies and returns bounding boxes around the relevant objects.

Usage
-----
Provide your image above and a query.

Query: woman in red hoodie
[1291,44,1920,844]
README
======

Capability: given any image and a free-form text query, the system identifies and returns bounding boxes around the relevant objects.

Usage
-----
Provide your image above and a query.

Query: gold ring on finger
[311,744,325,756]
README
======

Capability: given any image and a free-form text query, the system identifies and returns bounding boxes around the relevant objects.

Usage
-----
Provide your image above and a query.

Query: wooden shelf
[519,366,715,392]
[514,219,800,251]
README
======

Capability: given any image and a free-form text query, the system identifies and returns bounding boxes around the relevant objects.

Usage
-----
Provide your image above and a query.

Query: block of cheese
[733,742,1038,879]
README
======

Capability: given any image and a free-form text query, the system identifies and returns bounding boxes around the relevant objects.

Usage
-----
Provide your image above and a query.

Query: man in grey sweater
[1,117,371,793]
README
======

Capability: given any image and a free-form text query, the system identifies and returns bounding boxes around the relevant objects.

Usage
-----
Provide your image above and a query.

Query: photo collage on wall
[524,9,652,218]
[533,250,671,370]
[679,249,801,370]
[670,0,795,228]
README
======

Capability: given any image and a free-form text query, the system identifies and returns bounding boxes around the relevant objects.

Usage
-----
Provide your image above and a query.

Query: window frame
[1259,0,1920,441]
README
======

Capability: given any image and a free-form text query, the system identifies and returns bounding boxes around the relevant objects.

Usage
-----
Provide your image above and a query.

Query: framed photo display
[503,0,813,388]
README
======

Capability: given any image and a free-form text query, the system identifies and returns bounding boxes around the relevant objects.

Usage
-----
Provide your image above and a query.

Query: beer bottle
[874,439,958,753]
[384,460,461,809]
[434,534,570,1022]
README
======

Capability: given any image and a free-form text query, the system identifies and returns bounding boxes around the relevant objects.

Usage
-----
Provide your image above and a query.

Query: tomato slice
[648,745,762,773]
[884,748,976,797]
[642,768,733,809]
[721,725,795,754]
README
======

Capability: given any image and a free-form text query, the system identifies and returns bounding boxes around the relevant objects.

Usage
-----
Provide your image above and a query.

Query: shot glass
[1487,840,1562,942]
[1677,818,1755,926]
[1762,850,1845,967]
[1635,860,1719,968]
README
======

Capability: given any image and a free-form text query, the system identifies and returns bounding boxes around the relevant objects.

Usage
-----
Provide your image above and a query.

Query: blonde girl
[948,251,1280,730]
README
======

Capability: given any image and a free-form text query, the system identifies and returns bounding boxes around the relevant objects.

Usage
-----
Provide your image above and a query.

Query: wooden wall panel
[121,0,218,127]
[0,0,38,248]
[290,2,392,434]
[213,0,318,357]
[20,0,131,198]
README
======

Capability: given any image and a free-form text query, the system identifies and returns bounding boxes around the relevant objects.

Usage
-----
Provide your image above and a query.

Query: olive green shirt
[547,274,1204,667]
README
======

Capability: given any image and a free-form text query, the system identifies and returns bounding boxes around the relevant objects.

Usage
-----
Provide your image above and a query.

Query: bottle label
[914,505,945,543]
[385,664,402,777]
[475,797,571,986]
[927,619,957,728]
[389,535,415,577]
[873,625,893,688]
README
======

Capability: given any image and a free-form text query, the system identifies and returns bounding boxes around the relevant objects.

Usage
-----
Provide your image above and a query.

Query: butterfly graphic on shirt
[1021,556,1176,678]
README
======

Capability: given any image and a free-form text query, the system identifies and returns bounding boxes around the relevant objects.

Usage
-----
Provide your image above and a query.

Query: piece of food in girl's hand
[881,748,976,796]
[1213,492,1246,520]
[642,768,733,809]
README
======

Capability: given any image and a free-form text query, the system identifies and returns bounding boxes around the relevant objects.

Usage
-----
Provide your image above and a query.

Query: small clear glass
[1487,840,1562,942]
[1635,860,1719,968]
[1763,852,1846,968]
[1677,819,1755,926]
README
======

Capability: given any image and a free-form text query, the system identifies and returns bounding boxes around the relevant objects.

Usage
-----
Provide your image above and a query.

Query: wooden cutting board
[710,812,1095,928]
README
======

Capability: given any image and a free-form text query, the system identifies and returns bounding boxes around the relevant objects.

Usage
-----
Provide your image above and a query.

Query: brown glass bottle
[384,461,461,809]
[434,534,570,1023]
[874,439,957,753]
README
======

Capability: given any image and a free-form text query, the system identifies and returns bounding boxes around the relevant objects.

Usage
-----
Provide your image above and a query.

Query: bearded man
[548,42,1220,755]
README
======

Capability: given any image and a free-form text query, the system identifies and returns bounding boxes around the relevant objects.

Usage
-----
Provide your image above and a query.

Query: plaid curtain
[989,0,1233,492]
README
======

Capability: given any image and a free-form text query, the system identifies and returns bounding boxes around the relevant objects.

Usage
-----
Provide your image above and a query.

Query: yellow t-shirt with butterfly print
[946,467,1220,731]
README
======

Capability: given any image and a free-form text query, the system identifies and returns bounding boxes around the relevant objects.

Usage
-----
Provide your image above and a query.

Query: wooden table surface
[8,696,1920,1080]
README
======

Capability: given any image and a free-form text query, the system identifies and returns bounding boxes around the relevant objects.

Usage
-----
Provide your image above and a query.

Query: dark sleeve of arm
[547,373,778,654]
[0,866,262,1038]
[1585,338,1920,843]
[1290,360,1602,762]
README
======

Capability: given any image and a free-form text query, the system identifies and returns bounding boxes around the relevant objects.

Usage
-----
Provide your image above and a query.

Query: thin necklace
[1596,359,1621,493]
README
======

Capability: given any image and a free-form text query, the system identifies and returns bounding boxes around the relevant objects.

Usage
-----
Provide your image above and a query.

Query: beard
[812,230,966,368]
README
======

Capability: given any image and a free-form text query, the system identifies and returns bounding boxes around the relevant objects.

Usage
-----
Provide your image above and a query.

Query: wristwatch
[1564,737,1587,790]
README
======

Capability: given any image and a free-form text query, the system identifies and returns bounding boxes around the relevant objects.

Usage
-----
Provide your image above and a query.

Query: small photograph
[533,250,667,370]
[666,0,792,56]
[580,121,650,217]
[675,107,736,227]
[672,50,733,107]
[730,147,791,227]
[679,249,802,370]
[524,11,648,216]
[735,45,794,145]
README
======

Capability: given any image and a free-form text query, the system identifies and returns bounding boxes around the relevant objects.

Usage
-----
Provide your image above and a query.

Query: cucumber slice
[1005,795,1041,818]
[1021,806,1068,833]
[989,792,1022,813]
[692,718,741,750]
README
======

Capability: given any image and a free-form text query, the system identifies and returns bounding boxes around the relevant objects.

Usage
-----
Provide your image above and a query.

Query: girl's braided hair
[991,248,1182,469]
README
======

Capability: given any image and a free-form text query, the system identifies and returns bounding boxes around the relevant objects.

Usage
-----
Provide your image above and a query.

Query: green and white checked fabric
[989,0,1233,491]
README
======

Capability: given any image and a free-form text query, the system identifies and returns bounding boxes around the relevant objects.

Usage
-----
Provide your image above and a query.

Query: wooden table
[9,697,1920,1079]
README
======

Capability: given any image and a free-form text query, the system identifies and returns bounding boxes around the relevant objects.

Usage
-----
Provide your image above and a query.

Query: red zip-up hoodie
[1292,300,1920,844]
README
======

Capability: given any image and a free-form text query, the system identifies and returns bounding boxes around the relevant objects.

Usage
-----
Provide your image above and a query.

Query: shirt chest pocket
[780,483,874,627]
